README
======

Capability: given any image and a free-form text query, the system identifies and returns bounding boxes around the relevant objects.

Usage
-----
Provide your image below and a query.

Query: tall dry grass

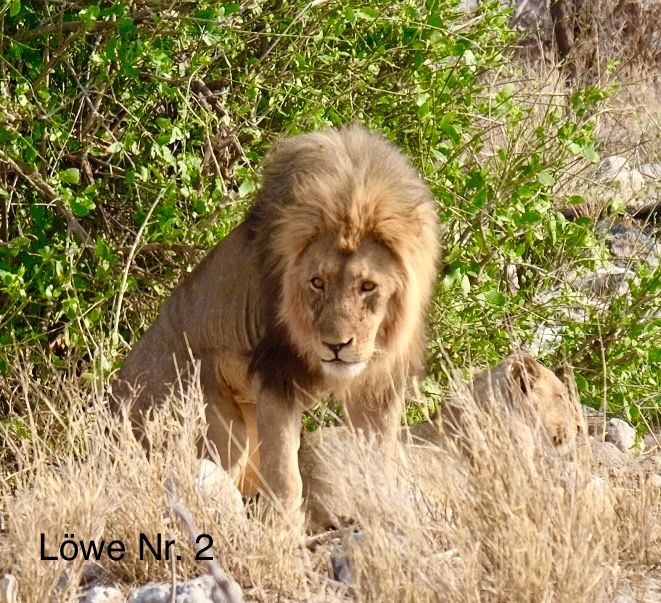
[1,363,658,602]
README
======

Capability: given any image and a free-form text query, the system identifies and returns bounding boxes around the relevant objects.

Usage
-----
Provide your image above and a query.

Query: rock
[82,586,125,603]
[80,563,113,589]
[639,452,661,476]
[571,265,632,297]
[594,156,629,181]
[598,221,660,268]
[331,553,352,585]
[643,434,660,453]
[648,474,661,490]
[529,323,563,356]
[330,532,365,585]
[456,0,480,12]
[613,579,635,603]
[457,1,552,32]
[196,460,243,515]
[627,186,660,218]
[128,574,241,603]
[585,474,613,515]
[594,156,646,192]
[509,0,551,31]
[612,575,661,603]
[590,440,638,480]
[638,163,661,180]
[605,418,638,454]
[0,574,17,603]
[588,474,607,496]
[529,287,590,355]
[592,157,647,215]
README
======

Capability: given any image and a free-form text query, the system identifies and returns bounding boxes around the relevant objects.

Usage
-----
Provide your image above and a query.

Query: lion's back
[114,221,265,411]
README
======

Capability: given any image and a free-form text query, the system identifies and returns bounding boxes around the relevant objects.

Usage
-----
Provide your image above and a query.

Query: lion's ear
[509,353,541,395]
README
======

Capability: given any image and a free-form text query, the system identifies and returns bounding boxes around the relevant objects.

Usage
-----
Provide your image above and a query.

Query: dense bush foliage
[0,1,658,429]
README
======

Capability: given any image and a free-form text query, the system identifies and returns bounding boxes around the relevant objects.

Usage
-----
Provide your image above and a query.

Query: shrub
[0,0,658,429]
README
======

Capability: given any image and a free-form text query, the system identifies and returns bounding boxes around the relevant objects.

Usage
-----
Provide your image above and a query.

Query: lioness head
[249,124,440,387]
[505,354,584,451]
[441,353,584,455]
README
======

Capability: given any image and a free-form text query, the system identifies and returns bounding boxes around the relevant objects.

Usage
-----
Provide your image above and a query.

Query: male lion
[114,124,440,518]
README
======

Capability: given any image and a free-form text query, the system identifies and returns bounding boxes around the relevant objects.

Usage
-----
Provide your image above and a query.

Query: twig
[10,11,153,43]
[11,20,115,42]
[32,31,79,88]
[111,187,164,351]
[165,483,244,603]
[119,242,202,257]
[0,149,92,248]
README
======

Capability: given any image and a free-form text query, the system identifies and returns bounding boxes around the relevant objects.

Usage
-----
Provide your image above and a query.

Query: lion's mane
[247,124,440,395]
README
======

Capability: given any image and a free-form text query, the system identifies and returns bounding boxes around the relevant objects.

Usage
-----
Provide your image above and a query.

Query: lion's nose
[323,338,353,357]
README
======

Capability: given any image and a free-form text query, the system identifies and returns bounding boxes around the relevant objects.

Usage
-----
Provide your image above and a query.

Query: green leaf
[70,197,95,217]
[222,4,240,16]
[59,168,80,185]
[238,179,255,197]
[516,211,542,225]
[497,83,515,103]
[581,144,600,163]
[460,274,470,294]
[9,0,20,17]
[537,171,554,187]
[485,291,506,307]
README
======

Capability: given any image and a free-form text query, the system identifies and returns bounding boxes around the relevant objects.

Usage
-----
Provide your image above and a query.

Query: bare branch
[10,11,154,43]
[0,150,93,248]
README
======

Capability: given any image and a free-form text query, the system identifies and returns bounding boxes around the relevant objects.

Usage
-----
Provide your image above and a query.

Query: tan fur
[300,354,583,530]
[434,353,584,456]
[113,124,440,518]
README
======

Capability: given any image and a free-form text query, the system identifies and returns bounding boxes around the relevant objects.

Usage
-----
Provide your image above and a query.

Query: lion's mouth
[320,359,366,379]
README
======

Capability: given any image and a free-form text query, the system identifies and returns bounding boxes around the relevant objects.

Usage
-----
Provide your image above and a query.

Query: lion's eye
[310,277,325,290]
[360,280,377,293]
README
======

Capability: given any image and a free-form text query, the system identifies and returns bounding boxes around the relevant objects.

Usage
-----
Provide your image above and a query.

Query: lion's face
[501,355,583,452]
[284,235,403,381]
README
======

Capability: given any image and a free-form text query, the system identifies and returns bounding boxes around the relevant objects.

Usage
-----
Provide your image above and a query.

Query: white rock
[594,156,646,194]
[598,221,659,267]
[589,474,607,496]
[572,265,631,297]
[0,574,17,603]
[128,574,239,603]
[612,575,661,603]
[82,585,125,603]
[509,0,550,31]
[594,156,629,180]
[639,163,661,180]
[196,459,243,514]
[456,0,479,11]
[605,418,637,453]
[613,579,635,603]
[586,474,613,515]
[529,324,563,356]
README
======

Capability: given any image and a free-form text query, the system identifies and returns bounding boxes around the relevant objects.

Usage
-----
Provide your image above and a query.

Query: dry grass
[1,6,659,602]
[1,364,658,602]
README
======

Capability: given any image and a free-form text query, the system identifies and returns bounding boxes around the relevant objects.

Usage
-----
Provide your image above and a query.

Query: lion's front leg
[256,389,304,522]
